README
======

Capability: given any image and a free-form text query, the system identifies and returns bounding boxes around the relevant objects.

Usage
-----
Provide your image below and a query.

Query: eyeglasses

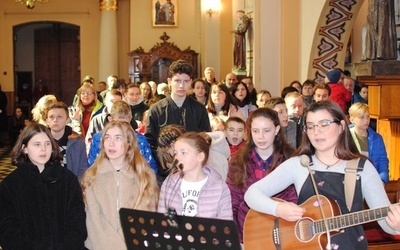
[303,119,340,133]
[81,91,94,96]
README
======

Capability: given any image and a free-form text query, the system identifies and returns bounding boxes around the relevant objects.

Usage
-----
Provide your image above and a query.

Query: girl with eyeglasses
[244,100,400,249]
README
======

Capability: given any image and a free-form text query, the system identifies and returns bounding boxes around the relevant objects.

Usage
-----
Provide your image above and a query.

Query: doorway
[13,22,80,109]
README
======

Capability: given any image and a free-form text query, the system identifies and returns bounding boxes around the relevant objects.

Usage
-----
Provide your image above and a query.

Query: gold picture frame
[152,0,178,27]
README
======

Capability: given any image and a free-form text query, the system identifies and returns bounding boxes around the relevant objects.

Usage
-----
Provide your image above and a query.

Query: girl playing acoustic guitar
[245,100,400,250]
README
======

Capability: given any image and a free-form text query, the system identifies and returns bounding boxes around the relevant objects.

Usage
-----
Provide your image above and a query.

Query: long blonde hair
[81,121,159,210]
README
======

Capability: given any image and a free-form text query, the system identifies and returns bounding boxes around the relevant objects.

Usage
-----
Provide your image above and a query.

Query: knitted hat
[326,69,341,83]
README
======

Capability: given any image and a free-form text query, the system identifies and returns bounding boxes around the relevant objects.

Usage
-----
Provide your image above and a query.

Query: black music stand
[119,208,241,250]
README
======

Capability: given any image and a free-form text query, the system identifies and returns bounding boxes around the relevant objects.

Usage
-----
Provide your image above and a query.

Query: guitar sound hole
[295,218,314,242]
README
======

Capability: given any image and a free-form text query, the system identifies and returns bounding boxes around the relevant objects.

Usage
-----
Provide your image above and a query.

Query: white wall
[299,0,325,82]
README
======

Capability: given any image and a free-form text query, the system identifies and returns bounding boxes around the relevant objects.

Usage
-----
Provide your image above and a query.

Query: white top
[181,176,208,217]
[244,155,398,235]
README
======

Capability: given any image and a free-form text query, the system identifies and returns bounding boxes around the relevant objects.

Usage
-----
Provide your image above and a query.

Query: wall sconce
[203,0,221,17]
[206,8,216,17]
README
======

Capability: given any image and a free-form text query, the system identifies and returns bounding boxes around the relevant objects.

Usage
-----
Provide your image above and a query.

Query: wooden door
[35,24,80,105]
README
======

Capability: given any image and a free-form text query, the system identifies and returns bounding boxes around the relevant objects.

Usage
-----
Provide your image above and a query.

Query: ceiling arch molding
[308,0,364,82]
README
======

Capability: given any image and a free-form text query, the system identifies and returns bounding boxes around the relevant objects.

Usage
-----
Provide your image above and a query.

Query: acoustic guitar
[243,195,393,250]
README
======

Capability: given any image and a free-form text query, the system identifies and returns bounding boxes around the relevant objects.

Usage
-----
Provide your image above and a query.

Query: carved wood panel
[128,32,198,83]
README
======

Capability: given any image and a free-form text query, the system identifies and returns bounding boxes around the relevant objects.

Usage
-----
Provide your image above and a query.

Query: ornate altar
[128,32,199,83]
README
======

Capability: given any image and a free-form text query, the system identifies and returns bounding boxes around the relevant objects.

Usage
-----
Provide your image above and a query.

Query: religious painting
[152,0,178,27]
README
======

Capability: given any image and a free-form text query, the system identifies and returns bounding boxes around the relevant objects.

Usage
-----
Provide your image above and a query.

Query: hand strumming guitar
[386,204,400,232]
[276,202,306,222]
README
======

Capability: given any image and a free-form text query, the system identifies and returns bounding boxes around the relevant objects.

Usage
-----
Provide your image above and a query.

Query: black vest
[298,160,367,249]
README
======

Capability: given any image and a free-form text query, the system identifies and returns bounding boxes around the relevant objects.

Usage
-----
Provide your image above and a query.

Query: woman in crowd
[0,123,87,249]
[189,78,207,105]
[81,121,159,249]
[124,83,148,123]
[230,81,257,121]
[290,80,302,93]
[255,89,271,108]
[140,81,155,106]
[245,101,400,249]
[227,107,296,242]
[9,106,26,146]
[70,82,103,138]
[207,82,240,121]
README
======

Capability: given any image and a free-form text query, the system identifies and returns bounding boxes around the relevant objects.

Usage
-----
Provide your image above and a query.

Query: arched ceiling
[309,0,365,82]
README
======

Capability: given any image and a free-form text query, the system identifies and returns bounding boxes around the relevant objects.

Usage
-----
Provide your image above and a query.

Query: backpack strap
[344,158,366,211]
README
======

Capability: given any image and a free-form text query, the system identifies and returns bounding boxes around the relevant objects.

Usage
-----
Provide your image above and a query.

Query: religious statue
[233,10,250,71]
[155,0,161,23]
[363,0,397,60]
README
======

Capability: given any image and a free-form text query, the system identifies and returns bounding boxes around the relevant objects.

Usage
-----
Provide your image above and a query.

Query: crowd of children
[0,62,399,250]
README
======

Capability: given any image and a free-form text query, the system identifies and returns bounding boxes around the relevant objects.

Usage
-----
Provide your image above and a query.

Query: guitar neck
[314,204,395,233]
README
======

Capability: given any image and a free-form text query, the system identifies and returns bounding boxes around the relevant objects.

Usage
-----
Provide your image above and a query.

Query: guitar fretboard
[313,205,393,233]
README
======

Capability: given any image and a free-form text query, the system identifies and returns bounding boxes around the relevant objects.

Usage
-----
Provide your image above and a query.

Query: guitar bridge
[273,218,281,249]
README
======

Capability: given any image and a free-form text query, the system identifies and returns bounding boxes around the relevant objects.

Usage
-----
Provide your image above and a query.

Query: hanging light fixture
[15,0,49,10]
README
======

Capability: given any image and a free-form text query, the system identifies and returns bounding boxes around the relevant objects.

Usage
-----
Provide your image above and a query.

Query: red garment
[81,109,91,139]
[328,83,352,112]
[229,141,245,155]
[136,123,145,134]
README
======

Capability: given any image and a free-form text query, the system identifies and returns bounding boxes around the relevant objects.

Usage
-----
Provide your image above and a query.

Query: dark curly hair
[168,60,194,79]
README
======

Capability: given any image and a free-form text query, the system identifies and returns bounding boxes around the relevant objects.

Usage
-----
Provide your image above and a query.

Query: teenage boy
[265,97,298,148]
[348,102,389,183]
[46,101,88,180]
[145,60,211,150]
[284,91,305,147]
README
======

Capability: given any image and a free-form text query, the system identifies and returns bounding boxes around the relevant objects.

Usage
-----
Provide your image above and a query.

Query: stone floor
[0,143,15,182]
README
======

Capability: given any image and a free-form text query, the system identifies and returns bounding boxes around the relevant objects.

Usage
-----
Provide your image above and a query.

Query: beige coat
[84,159,156,250]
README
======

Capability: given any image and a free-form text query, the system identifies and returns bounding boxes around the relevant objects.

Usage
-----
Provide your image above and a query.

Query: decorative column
[99,0,119,82]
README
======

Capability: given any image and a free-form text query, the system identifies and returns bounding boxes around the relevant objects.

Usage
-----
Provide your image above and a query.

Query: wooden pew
[364,179,400,249]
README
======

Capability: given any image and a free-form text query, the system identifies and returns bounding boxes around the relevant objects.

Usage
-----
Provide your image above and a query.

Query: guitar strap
[344,158,366,212]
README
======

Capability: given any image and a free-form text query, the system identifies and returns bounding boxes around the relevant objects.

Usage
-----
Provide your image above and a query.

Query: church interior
[1,0,399,179]
[1,0,400,248]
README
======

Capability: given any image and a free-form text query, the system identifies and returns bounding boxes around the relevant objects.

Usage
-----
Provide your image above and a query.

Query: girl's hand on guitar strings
[386,204,400,232]
[276,202,306,222]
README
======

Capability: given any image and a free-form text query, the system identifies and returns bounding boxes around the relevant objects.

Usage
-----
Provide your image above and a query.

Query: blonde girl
[81,121,159,250]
